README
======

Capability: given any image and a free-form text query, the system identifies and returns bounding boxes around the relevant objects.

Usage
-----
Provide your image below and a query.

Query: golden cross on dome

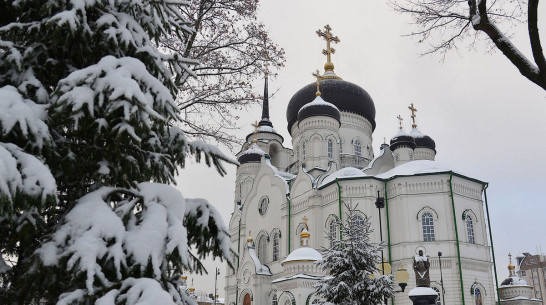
[302,216,308,226]
[408,103,418,128]
[397,115,403,130]
[316,24,340,71]
[312,69,322,96]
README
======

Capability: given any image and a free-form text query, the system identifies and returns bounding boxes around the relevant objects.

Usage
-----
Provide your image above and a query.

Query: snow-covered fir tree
[315,202,394,305]
[0,0,236,304]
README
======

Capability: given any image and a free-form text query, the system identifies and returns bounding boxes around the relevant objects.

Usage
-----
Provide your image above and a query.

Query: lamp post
[375,190,387,305]
[438,252,445,305]
[214,267,220,305]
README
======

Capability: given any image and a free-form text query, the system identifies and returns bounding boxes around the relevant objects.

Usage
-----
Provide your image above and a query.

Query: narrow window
[353,215,364,236]
[272,294,278,305]
[466,216,475,244]
[258,235,267,263]
[329,220,338,246]
[302,142,306,160]
[273,233,279,261]
[328,139,333,159]
[422,212,435,242]
[354,140,361,157]
[296,146,299,161]
[340,142,343,154]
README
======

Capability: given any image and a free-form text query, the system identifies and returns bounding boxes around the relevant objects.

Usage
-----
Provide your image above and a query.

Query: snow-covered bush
[0,0,236,303]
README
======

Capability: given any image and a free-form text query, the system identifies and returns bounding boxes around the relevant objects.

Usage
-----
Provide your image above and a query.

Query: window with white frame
[257,235,267,263]
[354,140,362,156]
[328,139,333,159]
[329,220,338,246]
[353,215,364,236]
[422,212,435,242]
[273,233,279,261]
[466,216,475,244]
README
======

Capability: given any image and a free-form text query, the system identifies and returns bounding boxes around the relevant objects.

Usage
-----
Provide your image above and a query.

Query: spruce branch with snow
[0,0,237,303]
[391,0,546,91]
[315,202,394,305]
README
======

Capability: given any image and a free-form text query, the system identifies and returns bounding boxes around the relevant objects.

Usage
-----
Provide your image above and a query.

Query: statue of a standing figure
[413,250,431,287]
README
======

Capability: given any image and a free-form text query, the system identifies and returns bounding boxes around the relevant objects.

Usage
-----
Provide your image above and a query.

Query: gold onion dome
[300,229,310,238]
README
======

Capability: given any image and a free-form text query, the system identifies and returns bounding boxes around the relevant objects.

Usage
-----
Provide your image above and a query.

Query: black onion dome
[297,95,341,124]
[410,128,436,151]
[237,144,265,164]
[390,130,416,151]
[286,78,376,134]
[501,277,514,286]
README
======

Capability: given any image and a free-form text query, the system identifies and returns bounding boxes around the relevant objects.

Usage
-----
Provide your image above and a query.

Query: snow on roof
[282,247,322,266]
[239,143,265,156]
[500,276,529,287]
[410,127,426,138]
[247,241,271,275]
[258,125,277,133]
[374,160,457,179]
[265,158,295,193]
[408,287,438,297]
[298,95,339,113]
[320,167,366,187]
[271,273,321,283]
[393,128,409,137]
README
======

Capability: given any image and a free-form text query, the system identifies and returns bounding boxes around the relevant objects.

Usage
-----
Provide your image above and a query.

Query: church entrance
[243,293,251,305]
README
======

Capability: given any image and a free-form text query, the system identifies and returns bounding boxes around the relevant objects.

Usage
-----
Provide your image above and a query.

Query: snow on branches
[315,202,394,305]
[37,183,234,304]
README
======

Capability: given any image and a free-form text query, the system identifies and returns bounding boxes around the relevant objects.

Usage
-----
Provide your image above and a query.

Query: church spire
[259,72,273,127]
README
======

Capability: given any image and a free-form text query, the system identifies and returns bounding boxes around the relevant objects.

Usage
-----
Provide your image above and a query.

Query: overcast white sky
[177,0,546,297]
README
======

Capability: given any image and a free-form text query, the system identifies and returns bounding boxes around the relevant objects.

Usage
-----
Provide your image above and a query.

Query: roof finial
[312,69,322,96]
[303,216,309,228]
[408,103,418,128]
[397,115,403,130]
[316,24,341,79]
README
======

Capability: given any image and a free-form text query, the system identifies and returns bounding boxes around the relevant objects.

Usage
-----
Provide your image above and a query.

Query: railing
[340,154,370,169]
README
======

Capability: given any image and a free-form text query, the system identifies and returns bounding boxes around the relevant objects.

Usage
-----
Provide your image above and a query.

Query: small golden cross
[397,115,403,130]
[312,69,322,96]
[408,103,418,128]
[302,216,308,226]
[316,24,340,66]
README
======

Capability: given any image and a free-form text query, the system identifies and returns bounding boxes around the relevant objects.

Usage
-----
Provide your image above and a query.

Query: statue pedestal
[408,287,438,305]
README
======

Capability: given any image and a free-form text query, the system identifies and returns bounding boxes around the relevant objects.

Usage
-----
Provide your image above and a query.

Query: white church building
[224,26,499,305]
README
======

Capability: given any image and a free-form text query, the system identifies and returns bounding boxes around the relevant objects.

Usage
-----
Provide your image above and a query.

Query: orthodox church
[224,25,498,305]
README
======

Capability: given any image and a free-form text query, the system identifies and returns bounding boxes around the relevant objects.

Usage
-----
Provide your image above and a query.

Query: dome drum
[390,134,416,151]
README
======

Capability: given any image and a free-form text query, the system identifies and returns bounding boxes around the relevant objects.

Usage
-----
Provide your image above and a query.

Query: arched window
[258,235,267,263]
[272,294,278,305]
[328,139,333,159]
[474,288,483,305]
[354,140,361,157]
[302,142,306,160]
[466,216,475,244]
[272,233,279,261]
[329,220,338,246]
[339,142,343,154]
[422,212,435,242]
[353,215,364,235]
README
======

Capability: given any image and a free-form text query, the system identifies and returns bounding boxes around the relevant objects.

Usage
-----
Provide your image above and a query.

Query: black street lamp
[438,252,446,305]
[375,190,387,305]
